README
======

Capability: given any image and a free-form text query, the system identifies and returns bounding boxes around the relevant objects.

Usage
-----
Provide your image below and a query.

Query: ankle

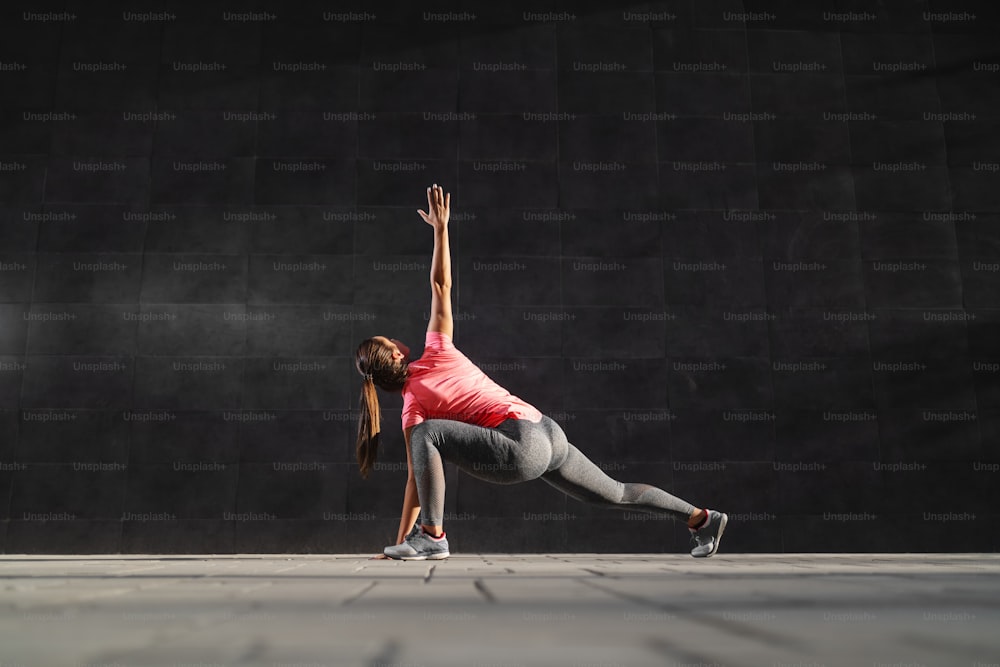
[688,509,709,530]
[421,525,445,539]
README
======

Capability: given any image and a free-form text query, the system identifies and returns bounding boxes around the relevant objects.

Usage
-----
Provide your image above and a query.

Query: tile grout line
[341,580,377,604]
[473,578,496,603]
[577,576,807,652]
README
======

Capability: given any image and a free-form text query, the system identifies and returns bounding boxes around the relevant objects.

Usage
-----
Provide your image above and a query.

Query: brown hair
[354,337,409,479]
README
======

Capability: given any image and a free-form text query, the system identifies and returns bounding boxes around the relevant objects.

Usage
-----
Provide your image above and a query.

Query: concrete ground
[0,553,997,667]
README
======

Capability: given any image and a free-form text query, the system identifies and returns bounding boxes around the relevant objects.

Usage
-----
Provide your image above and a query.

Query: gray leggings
[409,416,697,527]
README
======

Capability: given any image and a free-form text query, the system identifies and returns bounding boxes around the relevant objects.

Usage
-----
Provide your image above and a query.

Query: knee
[408,422,439,466]
[412,420,450,450]
[410,421,431,444]
[545,425,570,472]
[619,482,650,505]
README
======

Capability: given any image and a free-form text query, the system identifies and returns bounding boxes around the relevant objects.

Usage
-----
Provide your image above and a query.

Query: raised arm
[417,184,453,338]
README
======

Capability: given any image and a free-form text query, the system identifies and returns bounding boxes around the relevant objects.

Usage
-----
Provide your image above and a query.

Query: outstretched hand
[417,183,450,229]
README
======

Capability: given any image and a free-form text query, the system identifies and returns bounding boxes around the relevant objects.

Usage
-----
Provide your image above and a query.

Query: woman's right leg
[537,420,698,522]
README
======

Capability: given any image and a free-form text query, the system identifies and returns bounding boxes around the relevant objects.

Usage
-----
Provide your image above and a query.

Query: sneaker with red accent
[384,526,450,561]
[689,510,727,558]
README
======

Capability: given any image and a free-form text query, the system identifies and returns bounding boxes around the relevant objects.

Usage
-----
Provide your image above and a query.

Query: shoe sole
[399,551,450,561]
[701,513,727,558]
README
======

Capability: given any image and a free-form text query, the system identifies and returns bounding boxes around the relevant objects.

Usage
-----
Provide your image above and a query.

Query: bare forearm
[421,184,454,338]
[430,226,451,289]
[396,477,421,544]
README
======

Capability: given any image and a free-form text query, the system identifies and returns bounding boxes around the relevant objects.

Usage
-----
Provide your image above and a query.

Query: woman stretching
[355,184,727,561]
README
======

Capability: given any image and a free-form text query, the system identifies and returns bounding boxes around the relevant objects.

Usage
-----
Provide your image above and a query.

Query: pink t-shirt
[400,331,543,430]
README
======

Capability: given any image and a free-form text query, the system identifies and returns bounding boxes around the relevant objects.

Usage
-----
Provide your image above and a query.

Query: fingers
[425,183,449,213]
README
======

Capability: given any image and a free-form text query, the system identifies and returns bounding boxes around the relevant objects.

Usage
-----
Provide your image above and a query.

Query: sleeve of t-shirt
[423,330,454,353]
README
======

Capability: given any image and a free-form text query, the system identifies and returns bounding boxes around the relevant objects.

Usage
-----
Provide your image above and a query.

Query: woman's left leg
[409,417,557,529]
[386,417,561,559]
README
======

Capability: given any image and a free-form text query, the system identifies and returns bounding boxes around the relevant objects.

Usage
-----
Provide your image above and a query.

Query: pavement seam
[581,567,612,577]
[342,580,377,604]
[644,635,753,667]
[579,577,808,652]
[473,578,496,603]
[366,638,402,667]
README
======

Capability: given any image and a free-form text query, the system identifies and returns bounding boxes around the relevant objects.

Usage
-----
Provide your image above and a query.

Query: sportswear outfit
[382,331,726,560]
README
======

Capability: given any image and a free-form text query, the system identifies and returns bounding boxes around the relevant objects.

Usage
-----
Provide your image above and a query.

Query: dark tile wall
[0,0,996,554]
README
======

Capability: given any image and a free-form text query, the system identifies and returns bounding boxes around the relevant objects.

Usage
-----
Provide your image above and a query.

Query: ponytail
[356,375,381,480]
[354,337,409,480]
